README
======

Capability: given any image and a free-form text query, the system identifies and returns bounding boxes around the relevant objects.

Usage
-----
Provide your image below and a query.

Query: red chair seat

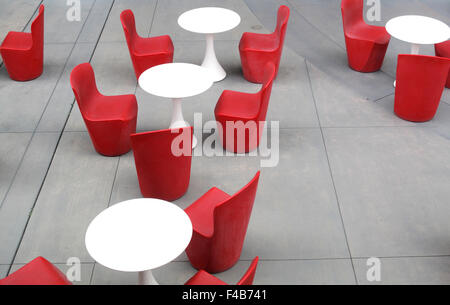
[134,35,174,56]
[0,257,71,285]
[215,90,260,119]
[240,32,278,52]
[185,257,259,285]
[185,187,231,238]
[185,270,228,285]
[1,32,32,50]
[87,94,137,121]
[346,24,390,45]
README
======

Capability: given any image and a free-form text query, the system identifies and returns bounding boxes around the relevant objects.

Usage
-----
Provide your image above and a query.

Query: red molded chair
[185,257,259,285]
[120,9,174,80]
[0,5,44,81]
[435,40,450,88]
[0,257,71,285]
[341,0,390,72]
[185,171,260,273]
[239,5,289,83]
[130,127,192,201]
[215,63,276,153]
[70,63,138,156]
[394,54,450,122]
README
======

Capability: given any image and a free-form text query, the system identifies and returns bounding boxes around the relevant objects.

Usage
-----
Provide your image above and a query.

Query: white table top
[138,63,213,99]
[178,7,241,34]
[386,15,450,45]
[85,198,192,272]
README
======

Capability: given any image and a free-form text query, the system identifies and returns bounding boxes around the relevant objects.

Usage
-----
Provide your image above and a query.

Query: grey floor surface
[0,0,450,285]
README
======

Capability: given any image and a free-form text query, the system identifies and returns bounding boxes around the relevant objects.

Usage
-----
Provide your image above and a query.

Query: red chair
[0,5,44,81]
[120,9,174,80]
[0,257,71,285]
[70,63,138,156]
[341,0,390,72]
[130,127,192,201]
[394,54,450,122]
[185,257,259,285]
[185,171,260,273]
[239,5,289,83]
[215,63,276,153]
[435,40,450,88]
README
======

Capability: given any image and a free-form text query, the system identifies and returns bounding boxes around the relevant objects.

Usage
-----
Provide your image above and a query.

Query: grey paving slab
[0,133,32,206]
[307,61,410,128]
[110,129,350,261]
[354,256,450,285]
[78,0,115,43]
[13,132,118,264]
[92,258,356,285]
[9,262,94,285]
[0,43,73,132]
[150,0,269,42]
[0,265,8,278]
[99,0,157,43]
[324,127,450,258]
[0,132,59,264]
[37,42,96,132]
[245,0,395,101]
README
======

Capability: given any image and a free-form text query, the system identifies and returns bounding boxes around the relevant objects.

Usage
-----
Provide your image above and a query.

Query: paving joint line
[304,57,359,285]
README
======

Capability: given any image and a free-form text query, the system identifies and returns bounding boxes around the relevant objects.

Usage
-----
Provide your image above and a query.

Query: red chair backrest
[70,63,100,115]
[341,0,364,30]
[237,257,259,285]
[274,5,290,48]
[211,171,260,269]
[257,63,276,122]
[120,9,139,49]
[31,5,44,51]
[130,127,193,201]
[395,54,450,121]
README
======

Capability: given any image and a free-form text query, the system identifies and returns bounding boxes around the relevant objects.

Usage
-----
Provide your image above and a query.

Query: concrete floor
[1,0,450,285]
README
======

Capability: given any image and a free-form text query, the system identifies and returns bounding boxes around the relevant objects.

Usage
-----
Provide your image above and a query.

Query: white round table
[139,63,213,148]
[85,198,192,285]
[386,15,450,86]
[178,7,241,82]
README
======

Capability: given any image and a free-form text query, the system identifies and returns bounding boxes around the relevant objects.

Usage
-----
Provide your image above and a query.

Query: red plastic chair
[70,63,138,156]
[185,257,259,285]
[435,40,450,88]
[394,54,450,122]
[185,171,260,273]
[120,9,174,80]
[0,5,44,81]
[0,257,71,285]
[341,0,390,72]
[130,127,192,201]
[239,5,289,83]
[215,63,276,153]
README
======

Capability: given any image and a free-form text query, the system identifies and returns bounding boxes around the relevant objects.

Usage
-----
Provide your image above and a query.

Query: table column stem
[170,98,186,129]
[139,270,158,285]
[202,34,226,82]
